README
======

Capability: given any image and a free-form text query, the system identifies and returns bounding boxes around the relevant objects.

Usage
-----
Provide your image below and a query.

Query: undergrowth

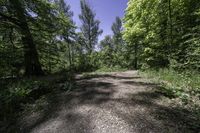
[0,73,73,132]
[140,69,200,115]
[140,69,200,130]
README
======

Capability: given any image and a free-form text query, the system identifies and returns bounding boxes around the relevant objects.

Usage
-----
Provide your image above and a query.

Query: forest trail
[19,71,194,133]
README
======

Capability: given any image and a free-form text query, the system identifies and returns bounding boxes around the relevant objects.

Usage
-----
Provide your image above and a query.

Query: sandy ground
[18,71,197,133]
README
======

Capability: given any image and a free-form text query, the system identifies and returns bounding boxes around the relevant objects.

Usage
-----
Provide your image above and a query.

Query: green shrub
[0,79,49,124]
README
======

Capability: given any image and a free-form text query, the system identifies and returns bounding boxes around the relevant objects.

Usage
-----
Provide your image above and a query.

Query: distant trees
[2,0,199,77]
[1,0,130,76]
[99,35,114,67]
[79,0,103,54]
[111,17,125,67]
[100,35,114,50]
[99,17,126,68]
[112,17,123,50]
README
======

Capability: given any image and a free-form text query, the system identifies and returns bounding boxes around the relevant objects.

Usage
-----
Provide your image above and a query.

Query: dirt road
[19,71,196,133]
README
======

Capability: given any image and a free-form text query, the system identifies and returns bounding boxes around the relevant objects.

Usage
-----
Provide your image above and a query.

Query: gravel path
[19,71,197,133]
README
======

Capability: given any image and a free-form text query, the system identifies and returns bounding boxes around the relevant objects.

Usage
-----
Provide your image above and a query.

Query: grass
[96,65,128,72]
[140,69,200,110]
[80,66,127,78]
[140,69,200,129]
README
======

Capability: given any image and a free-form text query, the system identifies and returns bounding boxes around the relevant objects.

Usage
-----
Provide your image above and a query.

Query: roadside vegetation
[1,0,200,132]
[140,69,200,128]
[141,69,200,104]
[123,0,200,124]
[0,73,73,131]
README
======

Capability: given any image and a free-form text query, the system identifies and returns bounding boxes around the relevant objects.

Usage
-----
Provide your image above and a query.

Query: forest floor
[17,71,198,133]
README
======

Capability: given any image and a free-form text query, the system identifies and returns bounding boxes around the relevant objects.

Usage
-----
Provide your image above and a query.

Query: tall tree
[79,0,103,54]
[99,35,114,67]
[111,17,125,66]
[0,0,72,76]
[0,0,44,76]
[123,0,200,70]
[57,0,76,70]
[112,17,123,48]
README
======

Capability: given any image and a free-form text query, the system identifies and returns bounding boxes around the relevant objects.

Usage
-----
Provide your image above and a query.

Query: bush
[0,78,53,128]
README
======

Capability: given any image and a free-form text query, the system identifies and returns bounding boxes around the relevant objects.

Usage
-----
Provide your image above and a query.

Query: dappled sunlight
[1,0,199,132]
[17,71,198,133]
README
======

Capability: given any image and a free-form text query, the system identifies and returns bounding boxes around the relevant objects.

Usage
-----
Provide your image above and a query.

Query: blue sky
[66,0,128,41]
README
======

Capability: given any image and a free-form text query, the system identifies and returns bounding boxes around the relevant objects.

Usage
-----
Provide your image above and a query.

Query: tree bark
[168,0,173,57]
[134,43,138,70]
[10,0,44,76]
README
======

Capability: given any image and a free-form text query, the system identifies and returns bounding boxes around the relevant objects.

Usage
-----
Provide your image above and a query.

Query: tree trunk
[64,36,72,71]
[67,41,72,71]
[168,0,173,57]
[10,0,44,76]
[134,43,138,70]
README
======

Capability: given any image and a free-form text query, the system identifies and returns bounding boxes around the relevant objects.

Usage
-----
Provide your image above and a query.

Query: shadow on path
[77,74,141,81]
[18,72,199,133]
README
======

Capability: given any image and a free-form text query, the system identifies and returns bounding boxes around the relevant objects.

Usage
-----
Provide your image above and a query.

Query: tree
[123,0,200,70]
[79,0,103,54]
[57,0,76,71]
[111,17,125,67]
[99,35,114,67]
[100,35,114,50]
[0,0,72,76]
[112,17,123,49]
[0,0,43,76]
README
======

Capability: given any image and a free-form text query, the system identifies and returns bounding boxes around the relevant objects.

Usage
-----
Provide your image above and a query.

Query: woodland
[0,0,200,132]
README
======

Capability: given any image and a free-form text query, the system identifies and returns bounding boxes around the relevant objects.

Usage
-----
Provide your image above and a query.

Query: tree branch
[0,12,20,27]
